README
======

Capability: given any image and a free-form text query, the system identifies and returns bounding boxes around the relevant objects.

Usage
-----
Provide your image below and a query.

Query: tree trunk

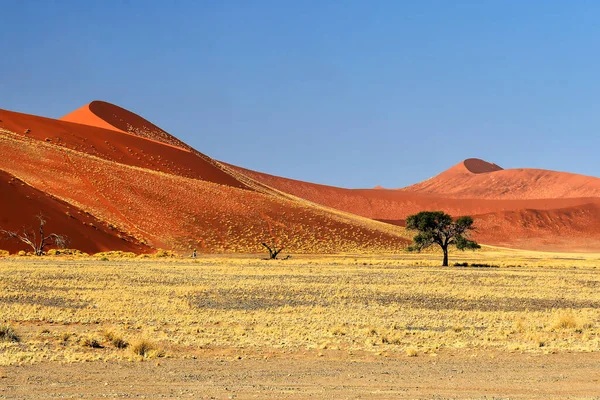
[442,247,449,267]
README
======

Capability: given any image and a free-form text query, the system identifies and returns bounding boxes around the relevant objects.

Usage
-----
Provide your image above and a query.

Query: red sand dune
[0,170,149,254]
[380,202,600,252]
[401,158,600,199]
[2,101,599,253]
[0,107,248,189]
[61,101,191,150]
[228,164,600,251]
[228,164,600,218]
[0,106,409,254]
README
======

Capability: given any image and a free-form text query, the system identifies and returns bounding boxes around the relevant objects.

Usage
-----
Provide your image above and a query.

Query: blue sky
[2,1,599,188]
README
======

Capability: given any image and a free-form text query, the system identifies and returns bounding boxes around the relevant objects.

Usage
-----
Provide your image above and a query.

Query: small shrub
[0,249,9,257]
[81,336,103,348]
[60,332,73,343]
[47,248,88,256]
[95,251,136,259]
[103,330,128,349]
[100,257,109,262]
[130,339,154,357]
[551,311,579,330]
[153,249,176,258]
[406,347,418,357]
[0,324,20,342]
[130,339,164,358]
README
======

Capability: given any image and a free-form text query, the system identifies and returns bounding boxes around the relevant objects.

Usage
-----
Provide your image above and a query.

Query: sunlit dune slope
[0,111,410,254]
[0,170,149,254]
[1,107,248,189]
[401,158,600,199]
[61,100,189,149]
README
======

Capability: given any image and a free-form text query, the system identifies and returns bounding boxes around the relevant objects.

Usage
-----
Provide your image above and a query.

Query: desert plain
[2,248,600,398]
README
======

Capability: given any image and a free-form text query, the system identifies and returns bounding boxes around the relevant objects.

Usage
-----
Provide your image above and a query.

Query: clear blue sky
[2,1,599,188]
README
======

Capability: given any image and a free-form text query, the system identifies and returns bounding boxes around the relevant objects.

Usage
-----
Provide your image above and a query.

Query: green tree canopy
[406,211,480,266]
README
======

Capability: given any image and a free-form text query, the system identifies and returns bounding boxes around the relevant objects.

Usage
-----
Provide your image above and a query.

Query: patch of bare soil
[2,350,600,399]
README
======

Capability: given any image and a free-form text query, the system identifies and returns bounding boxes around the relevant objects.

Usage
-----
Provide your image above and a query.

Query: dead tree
[261,242,284,260]
[1,213,69,256]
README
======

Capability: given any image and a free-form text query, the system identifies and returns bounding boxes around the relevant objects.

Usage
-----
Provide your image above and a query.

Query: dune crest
[61,101,189,150]
[402,158,600,199]
[463,158,503,174]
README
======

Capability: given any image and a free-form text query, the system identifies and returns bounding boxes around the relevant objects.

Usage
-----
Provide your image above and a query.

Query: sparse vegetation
[0,251,599,365]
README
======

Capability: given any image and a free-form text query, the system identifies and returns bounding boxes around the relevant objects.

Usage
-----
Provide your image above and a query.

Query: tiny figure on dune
[192,249,197,259]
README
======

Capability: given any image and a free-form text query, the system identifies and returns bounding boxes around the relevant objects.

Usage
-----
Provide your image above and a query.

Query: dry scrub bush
[0,250,9,257]
[130,339,163,358]
[47,249,88,257]
[153,249,176,258]
[60,332,73,343]
[95,251,136,259]
[551,310,592,331]
[0,324,19,342]
[80,336,103,348]
[406,347,418,357]
[102,330,128,349]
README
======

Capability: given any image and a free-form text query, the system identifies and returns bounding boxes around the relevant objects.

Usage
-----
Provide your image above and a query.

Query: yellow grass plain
[1,247,599,366]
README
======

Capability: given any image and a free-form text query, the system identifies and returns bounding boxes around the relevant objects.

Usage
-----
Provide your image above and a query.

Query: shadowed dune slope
[401,158,600,199]
[0,170,150,254]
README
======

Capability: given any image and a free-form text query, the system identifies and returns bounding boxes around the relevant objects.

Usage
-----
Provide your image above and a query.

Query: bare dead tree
[261,242,284,260]
[0,213,69,256]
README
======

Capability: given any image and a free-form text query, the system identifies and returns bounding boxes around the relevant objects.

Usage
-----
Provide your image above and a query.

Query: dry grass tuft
[551,311,579,330]
[80,336,103,348]
[103,330,128,349]
[0,324,19,343]
[130,339,163,358]
[406,347,418,357]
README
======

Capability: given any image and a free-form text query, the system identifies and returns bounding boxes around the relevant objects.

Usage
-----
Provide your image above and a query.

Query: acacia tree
[406,211,480,266]
[0,213,69,256]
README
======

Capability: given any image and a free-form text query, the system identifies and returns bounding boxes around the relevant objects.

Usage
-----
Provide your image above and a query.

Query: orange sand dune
[401,158,600,199]
[381,203,600,252]
[0,112,409,254]
[228,164,600,251]
[61,101,190,150]
[0,107,249,189]
[228,164,600,218]
[0,170,149,254]
[3,101,599,253]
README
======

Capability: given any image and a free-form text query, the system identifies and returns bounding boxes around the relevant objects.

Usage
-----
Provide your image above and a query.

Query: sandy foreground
[2,350,600,399]
[3,256,600,398]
